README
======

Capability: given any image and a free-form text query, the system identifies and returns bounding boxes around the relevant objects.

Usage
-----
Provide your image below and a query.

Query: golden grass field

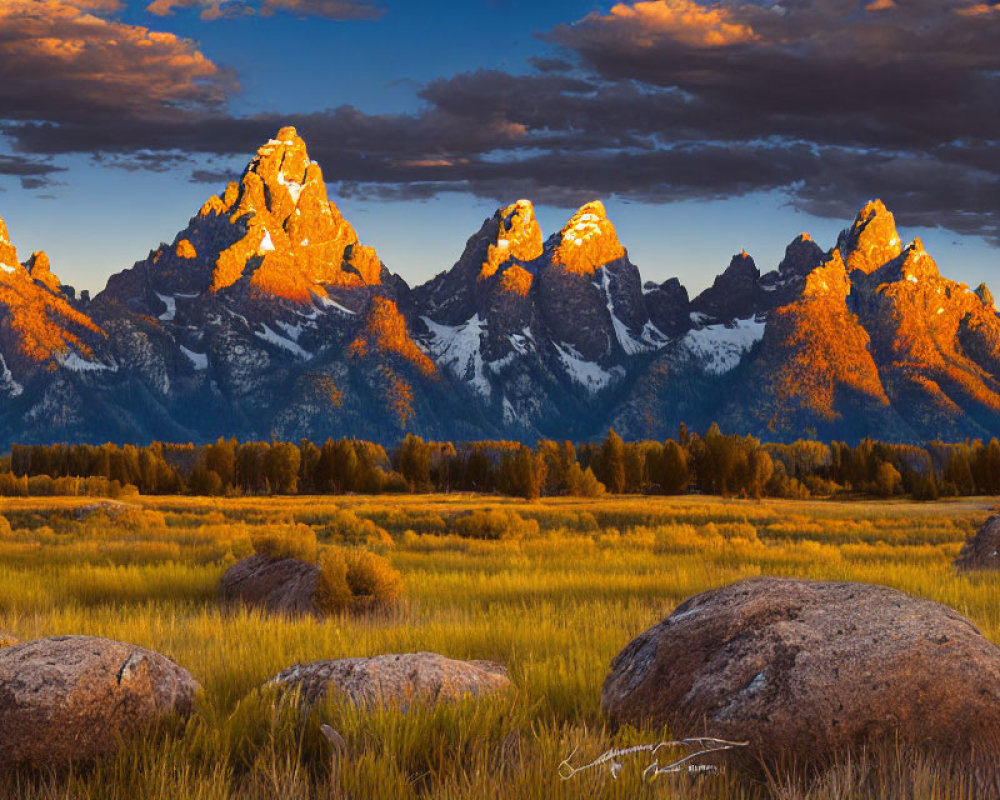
[1,493,998,799]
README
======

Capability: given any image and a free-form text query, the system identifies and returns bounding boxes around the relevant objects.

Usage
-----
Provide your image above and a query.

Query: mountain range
[1,127,998,448]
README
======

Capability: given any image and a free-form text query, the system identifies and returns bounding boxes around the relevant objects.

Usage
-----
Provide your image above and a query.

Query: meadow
[0,493,997,799]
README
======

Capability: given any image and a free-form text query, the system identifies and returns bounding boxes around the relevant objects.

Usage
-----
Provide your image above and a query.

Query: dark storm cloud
[92,151,193,173]
[0,154,66,190]
[190,167,242,184]
[146,0,384,22]
[526,56,575,74]
[0,0,997,243]
[545,0,1000,151]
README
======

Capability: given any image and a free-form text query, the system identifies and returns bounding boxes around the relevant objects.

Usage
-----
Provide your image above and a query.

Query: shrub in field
[314,548,403,613]
[364,508,447,535]
[316,509,393,549]
[0,472,28,496]
[451,509,539,540]
[0,515,13,540]
[250,524,318,562]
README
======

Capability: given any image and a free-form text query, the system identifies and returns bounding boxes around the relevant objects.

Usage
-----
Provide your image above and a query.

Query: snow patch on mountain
[502,396,517,425]
[640,321,669,346]
[0,354,23,397]
[58,352,115,373]
[421,314,490,397]
[276,171,304,204]
[180,346,208,370]
[317,296,357,315]
[276,320,305,341]
[255,323,311,360]
[508,328,534,355]
[554,341,620,393]
[156,293,176,321]
[598,267,665,356]
[681,317,766,375]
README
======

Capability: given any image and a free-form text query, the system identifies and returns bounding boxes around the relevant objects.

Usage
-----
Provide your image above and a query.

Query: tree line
[1,425,999,500]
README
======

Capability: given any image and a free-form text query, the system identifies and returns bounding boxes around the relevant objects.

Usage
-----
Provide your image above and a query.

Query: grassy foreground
[0,494,998,799]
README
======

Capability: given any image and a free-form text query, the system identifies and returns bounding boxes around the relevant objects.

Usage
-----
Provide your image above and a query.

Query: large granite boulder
[0,636,199,769]
[602,578,1000,767]
[219,554,320,616]
[267,652,511,708]
[955,514,1000,571]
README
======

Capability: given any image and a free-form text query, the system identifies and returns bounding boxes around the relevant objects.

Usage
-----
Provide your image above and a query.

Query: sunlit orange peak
[26,252,61,293]
[552,200,625,275]
[481,199,543,279]
[841,198,903,274]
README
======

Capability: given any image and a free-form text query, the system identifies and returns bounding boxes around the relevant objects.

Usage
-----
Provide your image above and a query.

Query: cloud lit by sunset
[587,0,757,48]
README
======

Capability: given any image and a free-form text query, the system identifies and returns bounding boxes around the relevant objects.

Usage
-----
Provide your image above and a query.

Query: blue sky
[0,0,996,296]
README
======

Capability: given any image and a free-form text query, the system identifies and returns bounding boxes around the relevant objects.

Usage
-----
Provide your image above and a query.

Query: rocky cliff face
[0,127,997,447]
[415,199,670,437]
[73,129,484,445]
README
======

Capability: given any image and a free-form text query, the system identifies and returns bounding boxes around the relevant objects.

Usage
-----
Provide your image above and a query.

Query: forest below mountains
[2,426,998,503]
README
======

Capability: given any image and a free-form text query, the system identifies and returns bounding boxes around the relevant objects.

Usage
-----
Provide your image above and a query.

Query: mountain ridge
[0,127,997,448]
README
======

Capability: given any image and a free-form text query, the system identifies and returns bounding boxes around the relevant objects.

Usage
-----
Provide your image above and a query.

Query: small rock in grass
[219,554,320,616]
[267,652,511,708]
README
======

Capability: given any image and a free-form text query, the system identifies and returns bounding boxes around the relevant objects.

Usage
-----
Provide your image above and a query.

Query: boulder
[602,578,1000,767]
[219,554,320,616]
[0,636,199,769]
[954,514,1000,571]
[267,652,511,708]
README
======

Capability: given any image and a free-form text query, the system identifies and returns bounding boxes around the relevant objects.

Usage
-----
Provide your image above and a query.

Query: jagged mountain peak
[103,126,384,309]
[690,249,764,323]
[25,252,61,293]
[0,216,16,269]
[779,234,827,277]
[548,200,626,275]
[803,249,851,300]
[897,237,940,283]
[838,198,903,275]
[976,282,995,309]
[480,199,543,281]
[728,250,759,277]
[202,126,380,300]
[0,215,104,372]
